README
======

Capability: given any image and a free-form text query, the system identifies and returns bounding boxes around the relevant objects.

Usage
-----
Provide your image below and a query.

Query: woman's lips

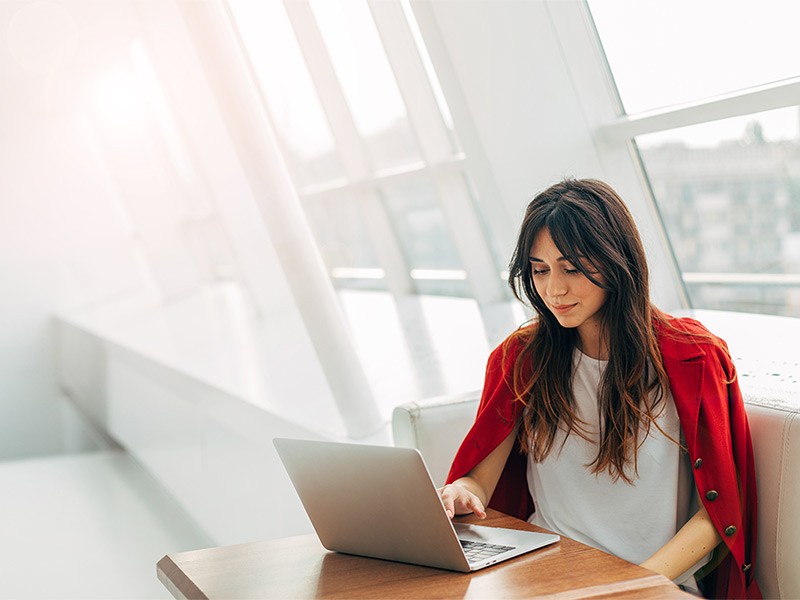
[551,303,577,315]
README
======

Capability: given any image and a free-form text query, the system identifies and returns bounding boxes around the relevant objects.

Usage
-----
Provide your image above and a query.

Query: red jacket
[446,316,761,599]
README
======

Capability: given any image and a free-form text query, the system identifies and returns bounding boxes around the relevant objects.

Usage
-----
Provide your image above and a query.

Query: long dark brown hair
[507,178,671,483]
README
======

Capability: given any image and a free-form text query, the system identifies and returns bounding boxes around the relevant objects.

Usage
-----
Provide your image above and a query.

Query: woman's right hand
[438,432,515,521]
[439,482,487,520]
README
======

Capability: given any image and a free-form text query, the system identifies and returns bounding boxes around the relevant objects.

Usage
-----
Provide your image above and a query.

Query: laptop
[273,437,559,572]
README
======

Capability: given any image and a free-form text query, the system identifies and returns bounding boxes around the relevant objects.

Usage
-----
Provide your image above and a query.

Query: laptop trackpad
[454,523,519,543]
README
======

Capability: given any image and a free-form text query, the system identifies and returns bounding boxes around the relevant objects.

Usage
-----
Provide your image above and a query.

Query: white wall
[0,0,154,459]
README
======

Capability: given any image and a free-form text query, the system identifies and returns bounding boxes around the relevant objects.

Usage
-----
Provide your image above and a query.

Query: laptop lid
[273,438,558,572]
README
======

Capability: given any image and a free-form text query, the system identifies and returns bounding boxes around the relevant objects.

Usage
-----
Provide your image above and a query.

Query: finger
[467,495,486,519]
[439,486,456,519]
[443,498,455,519]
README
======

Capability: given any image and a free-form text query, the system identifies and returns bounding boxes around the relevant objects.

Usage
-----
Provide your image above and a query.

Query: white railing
[683,272,800,286]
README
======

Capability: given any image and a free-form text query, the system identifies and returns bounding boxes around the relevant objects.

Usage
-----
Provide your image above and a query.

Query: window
[589,0,800,317]
[381,178,470,296]
[309,0,421,169]
[639,110,800,315]
[227,0,344,188]
[589,0,800,113]
[303,193,388,291]
[226,0,505,303]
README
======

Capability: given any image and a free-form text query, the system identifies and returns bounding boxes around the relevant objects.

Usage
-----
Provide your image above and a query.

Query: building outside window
[589,0,800,317]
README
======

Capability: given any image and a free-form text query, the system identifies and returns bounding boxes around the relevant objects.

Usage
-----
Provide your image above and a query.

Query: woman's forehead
[528,227,585,260]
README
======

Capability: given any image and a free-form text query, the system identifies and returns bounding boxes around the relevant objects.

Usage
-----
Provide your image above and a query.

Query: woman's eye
[565,268,579,274]
[532,269,549,276]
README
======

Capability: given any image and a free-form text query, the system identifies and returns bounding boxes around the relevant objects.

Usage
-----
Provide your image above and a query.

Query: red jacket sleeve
[658,316,761,599]
[445,335,533,520]
[697,343,761,599]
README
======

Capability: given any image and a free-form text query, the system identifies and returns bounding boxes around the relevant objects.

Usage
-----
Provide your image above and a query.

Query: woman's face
[529,228,608,354]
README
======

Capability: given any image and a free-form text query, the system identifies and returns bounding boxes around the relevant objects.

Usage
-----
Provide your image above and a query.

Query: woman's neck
[577,323,609,360]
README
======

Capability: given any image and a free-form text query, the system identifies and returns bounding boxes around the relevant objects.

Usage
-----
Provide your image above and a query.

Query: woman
[440,179,760,599]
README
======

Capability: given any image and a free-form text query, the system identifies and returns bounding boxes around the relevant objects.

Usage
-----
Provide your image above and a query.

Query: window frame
[553,0,800,314]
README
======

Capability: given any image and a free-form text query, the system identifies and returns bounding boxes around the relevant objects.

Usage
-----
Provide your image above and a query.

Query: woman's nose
[547,273,568,299]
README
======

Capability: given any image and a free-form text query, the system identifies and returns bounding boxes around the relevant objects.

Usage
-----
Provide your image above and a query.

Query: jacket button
[705,490,719,501]
[725,525,737,537]
[742,563,751,573]
[694,458,703,469]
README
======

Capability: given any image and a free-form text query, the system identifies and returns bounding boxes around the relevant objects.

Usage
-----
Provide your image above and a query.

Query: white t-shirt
[526,349,708,588]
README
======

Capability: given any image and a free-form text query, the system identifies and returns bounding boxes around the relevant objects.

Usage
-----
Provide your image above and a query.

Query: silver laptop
[273,437,559,572]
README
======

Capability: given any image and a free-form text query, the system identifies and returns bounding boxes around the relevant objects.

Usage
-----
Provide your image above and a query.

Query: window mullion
[280,0,369,179]
[431,171,508,305]
[366,0,452,161]
[281,0,414,297]
[406,0,515,248]
[597,77,800,144]
[299,155,466,199]
[368,0,507,305]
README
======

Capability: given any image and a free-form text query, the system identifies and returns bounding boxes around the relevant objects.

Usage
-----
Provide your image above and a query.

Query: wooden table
[157,509,692,599]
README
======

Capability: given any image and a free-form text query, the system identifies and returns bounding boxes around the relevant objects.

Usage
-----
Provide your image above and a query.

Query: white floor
[0,451,213,599]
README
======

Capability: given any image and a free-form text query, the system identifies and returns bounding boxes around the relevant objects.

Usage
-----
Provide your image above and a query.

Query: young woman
[440,179,761,599]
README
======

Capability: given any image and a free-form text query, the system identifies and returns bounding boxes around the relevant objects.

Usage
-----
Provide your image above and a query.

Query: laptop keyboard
[460,540,515,562]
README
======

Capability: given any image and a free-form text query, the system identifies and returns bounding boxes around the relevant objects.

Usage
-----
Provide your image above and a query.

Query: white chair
[392,390,800,599]
[744,401,800,600]
[391,391,480,487]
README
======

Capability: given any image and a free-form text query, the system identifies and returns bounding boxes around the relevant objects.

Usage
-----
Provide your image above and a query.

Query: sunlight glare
[91,63,145,132]
[129,40,194,185]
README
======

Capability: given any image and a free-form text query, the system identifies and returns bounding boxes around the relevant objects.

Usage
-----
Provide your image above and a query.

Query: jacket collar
[654,317,706,361]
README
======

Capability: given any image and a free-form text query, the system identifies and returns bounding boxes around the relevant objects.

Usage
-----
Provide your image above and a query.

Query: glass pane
[460,171,511,276]
[303,195,388,291]
[638,106,800,317]
[228,0,344,187]
[399,0,458,142]
[589,0,800,114]
[309,0,421,169]
[381,179,470,297]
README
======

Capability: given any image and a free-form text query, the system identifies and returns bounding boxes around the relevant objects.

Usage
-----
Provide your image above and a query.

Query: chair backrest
[391,391,479,487]
[391,390,800,598]
[744,400,800,600]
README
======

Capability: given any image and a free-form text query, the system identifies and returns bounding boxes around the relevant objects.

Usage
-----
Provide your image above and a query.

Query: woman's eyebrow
[528,255,573,262]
